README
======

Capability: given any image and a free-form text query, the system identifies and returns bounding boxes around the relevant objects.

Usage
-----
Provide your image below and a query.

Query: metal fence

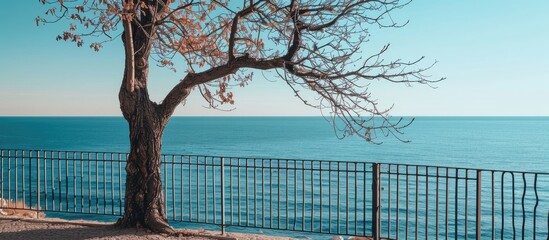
[0,149,548,239]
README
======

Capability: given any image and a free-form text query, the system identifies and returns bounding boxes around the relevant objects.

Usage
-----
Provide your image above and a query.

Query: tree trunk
[116,85,174,234]
[115,8,177,232]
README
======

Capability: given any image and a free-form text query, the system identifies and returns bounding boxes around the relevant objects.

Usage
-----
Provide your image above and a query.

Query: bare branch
[122,1,135,93]
[40,0,443,143]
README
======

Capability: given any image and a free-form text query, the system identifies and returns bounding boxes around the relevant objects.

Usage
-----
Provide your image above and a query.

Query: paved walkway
[0,217,293,240]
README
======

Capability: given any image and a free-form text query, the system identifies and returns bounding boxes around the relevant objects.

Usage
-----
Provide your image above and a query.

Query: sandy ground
[0,216,295,240]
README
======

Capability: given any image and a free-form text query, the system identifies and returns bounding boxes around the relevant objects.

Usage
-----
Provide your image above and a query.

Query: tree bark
[116,86,174,234]
[116,15,174,231]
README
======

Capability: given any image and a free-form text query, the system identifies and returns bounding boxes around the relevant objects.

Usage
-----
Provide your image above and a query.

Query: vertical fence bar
[396,165,400,239]
[435,167,439,239]
[254,159,257,227]
[212,159,217,225]
[188,156,192,221]
[270,160,274,229]
[404,165,410,239]
[425,166,429,240]
[295,160,299,231]
[521,173,526,239]
[238,159,241,225]
[172,155,176,220]
[73,153,76,213]
[476,170,482,239]
[204,156,208,223]
[445,168,449,239]
[501,173,506,238]
[286,159,289,230]
[101,153,105,214]
[214,158,217,224]
[336,162,338,233]
[247,159,250,226]
[37,150,41,217]
[8,150,11,209]
[302,161,305,231]
[453,169,458,239]
[372,163,381,240]
[388,164,392,238]
[64,152,68,212]
[237,158,241,225]
[532,174,538,239]
[262,160,265,228]
[95,153,98,213]
[329,162,332,233]
[280,160,283,230]
[15,150,18,207]
[229,158,232,225]
[119,153,123,215]
[163,156,167,217]
[87,153,91,213]
[23,150,26,207]
[21,150,25,207]
[344,162,350,235]
[363,163,367,236]
[111,153,114,215]
[80,153,84,213]
[354,163,357,235]
[180,156,184,221]
[415,166,419,240]
[195,156,199,221]
[58,151,62,211]
[1,150,3,202]
[220,157,225,235]
[491,171,495,239]
[465,169,469,240]
[510,172,517,239]
[30,151,33,209]
[44,151,48,211]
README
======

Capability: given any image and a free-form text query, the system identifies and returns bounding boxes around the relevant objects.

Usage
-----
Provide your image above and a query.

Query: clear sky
[0,1,548,116]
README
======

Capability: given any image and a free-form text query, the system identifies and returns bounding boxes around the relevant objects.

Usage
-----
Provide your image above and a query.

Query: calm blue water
[0,117,548,172]
[0,117,548,239]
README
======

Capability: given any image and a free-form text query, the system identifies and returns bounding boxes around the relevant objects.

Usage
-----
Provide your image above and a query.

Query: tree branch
[228,1,260,61]
[40,0,443,143]
[160,55,284,118]
[155,1,197,25]
[122,2,135,93]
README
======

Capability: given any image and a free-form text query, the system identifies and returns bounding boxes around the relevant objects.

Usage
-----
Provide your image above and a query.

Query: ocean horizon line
[2,115,549,118]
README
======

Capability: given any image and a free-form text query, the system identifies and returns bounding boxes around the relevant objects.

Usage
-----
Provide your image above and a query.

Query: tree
[38,0,441,234]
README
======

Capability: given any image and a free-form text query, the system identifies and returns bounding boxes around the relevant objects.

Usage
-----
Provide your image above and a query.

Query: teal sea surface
[0,117,547,172]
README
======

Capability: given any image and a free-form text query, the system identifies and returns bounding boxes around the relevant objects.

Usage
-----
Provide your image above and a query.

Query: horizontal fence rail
[0,149,548,239]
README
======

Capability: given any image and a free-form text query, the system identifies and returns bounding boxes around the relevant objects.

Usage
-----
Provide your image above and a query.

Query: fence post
[476,170,482,238]
[37,150,41,218]
[220,157,225,235]
[372,163,381,240]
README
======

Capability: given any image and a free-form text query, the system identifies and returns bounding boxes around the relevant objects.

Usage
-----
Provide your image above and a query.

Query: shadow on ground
[0,224,139,240]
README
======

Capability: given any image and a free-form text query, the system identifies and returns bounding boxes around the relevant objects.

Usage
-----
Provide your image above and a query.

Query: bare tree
[38,0,442,233]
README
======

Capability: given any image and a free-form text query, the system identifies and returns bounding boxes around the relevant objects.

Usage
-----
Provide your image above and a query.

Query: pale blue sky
[0,1,548,116]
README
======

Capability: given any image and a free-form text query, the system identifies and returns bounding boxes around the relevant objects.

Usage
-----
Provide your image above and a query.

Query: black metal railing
[0,149,548,239]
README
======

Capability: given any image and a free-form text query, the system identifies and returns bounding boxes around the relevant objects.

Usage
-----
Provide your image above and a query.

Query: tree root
[145,216,175,235]
[115,216,175,235]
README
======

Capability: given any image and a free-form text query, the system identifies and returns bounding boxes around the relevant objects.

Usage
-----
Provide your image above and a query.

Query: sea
[0,116,548,239]
[1,116,548,172]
